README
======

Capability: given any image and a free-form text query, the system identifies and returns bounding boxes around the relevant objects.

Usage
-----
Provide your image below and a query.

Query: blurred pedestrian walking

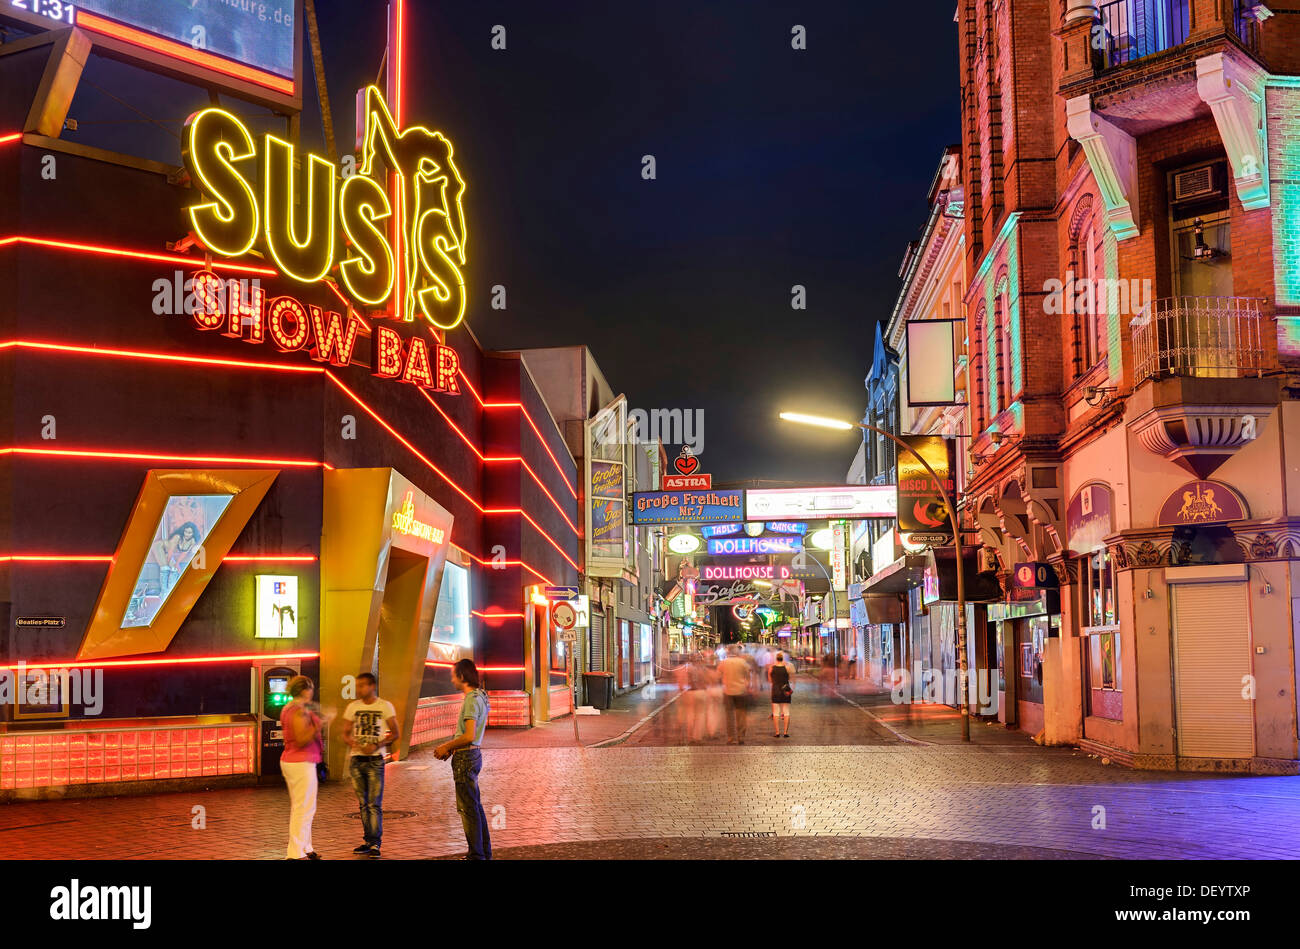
[719,645,752,744]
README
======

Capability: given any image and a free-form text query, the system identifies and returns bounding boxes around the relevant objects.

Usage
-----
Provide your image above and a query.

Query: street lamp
[779,410,971,742]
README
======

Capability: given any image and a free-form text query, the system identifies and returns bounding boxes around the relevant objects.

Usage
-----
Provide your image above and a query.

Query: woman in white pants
[280,676,330,859]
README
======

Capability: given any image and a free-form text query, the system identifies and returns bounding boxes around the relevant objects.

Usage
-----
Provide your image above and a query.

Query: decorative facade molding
[1196,51,1271,211]
[1065,94,1139,240]
[1129,403,1270,478]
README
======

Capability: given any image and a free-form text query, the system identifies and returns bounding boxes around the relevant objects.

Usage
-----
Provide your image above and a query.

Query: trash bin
[583,671,614,710]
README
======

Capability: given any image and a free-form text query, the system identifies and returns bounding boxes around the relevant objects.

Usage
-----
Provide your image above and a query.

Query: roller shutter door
[1172,582,1254,758]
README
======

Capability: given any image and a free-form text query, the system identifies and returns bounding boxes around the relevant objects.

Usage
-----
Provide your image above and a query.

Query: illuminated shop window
[121,494,233,629]
[431,561,471,647]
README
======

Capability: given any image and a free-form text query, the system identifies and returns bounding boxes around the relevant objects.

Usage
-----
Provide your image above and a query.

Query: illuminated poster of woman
[122,494,232,628]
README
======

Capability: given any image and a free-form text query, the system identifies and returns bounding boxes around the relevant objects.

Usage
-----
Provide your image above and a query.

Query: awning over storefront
[862,554,927,595]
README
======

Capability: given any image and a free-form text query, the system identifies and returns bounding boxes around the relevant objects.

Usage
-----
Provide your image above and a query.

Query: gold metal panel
[76,469,279,661]
[320,469,454,776]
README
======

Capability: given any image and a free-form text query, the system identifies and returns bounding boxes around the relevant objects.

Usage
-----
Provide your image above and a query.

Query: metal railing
[1130,296,1265,383]
[1231,0,1262,52]
[1096,0,1190,68]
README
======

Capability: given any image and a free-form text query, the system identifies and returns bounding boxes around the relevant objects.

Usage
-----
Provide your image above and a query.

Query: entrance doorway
[371,549,430,685]
[1172,581,1254,758]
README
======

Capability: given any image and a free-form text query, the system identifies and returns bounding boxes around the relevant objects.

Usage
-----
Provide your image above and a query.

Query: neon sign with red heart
[674,454,699,475]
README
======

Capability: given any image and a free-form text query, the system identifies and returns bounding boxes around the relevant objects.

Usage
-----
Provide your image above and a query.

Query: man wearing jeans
[342,673,399,858]
[435,659,492,860]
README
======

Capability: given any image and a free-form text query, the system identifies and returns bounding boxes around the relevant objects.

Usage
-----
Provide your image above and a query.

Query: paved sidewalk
[482,681,680,749]
[833,675,1033,746]
[4,717,1300,859]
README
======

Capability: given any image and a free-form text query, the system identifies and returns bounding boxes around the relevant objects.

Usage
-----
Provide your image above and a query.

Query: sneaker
[353,844,373,854]
[305,852,322,860]
[368,846,381,858]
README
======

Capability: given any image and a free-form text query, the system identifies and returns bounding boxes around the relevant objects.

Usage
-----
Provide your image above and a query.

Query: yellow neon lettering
[359,85,468,330]
[338,173,395,306]
[183,109,260,258]
[262,134,336,284]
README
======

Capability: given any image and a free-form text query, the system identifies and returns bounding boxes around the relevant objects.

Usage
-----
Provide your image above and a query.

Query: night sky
[58,0,960,484]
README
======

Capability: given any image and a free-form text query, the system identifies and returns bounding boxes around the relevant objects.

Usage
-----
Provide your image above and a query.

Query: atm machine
[253,660,300,778]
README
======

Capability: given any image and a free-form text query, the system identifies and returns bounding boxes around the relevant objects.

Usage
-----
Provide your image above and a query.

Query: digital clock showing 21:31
[9,0,76,26]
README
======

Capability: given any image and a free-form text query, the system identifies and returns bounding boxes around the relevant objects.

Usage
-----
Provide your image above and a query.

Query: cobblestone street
[4,679,1298,860]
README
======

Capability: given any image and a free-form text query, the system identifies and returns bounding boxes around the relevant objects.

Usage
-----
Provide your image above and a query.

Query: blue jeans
[349,755,385,846]
[452,747,491,860]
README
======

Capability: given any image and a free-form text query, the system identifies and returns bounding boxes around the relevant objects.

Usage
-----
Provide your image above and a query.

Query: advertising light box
[631,490,745,525]
[746,485,896,520]
[700,564,792,581]
[706,535,801,556]
[3,0,302,106]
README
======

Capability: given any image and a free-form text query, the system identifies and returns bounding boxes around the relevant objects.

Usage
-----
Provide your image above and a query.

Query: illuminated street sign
[706,535,802,556]
[630,490,745,525]
[746,485,896,520]
[700,564,792,581]
[701,523,743,538]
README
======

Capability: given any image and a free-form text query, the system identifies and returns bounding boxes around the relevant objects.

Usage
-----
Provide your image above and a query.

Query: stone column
[1060,0,1100,87]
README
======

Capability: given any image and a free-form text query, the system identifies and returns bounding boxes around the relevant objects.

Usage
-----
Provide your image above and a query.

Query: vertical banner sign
[831,521,848,592]
[897,435,956,536]
[585,396,628,578]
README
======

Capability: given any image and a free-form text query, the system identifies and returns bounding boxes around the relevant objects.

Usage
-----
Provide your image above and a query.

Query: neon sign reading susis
[392,491,445,545]
[182,86,467,332]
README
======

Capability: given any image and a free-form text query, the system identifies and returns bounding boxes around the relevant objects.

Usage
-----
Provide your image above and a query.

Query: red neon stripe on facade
[452,544,552,586]
[0,340,322,374]
[0,236,277,275]
[395,0,406,126]
[471,610,527,619]
[459,369,577,497]
[1,652,319,672]
[0,133,20,145]
[222,555,318,563]
[0,555,112,563]
[324,372,580,569]
[416,387,578,530]
[76,11,296,95]
[1,447,324,468]
[462,366,574,496]
[0,554,315,563]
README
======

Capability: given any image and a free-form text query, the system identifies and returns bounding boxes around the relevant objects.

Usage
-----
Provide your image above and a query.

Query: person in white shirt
[341,673,400,857]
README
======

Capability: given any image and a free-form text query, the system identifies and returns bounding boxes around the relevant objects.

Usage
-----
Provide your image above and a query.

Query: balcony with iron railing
[1130,296,1265,384]
[1094,0,1258,70]
[1127,296,1279,477]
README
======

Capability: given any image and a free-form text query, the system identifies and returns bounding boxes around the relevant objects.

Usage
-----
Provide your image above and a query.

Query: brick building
[955,0,1300,771]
